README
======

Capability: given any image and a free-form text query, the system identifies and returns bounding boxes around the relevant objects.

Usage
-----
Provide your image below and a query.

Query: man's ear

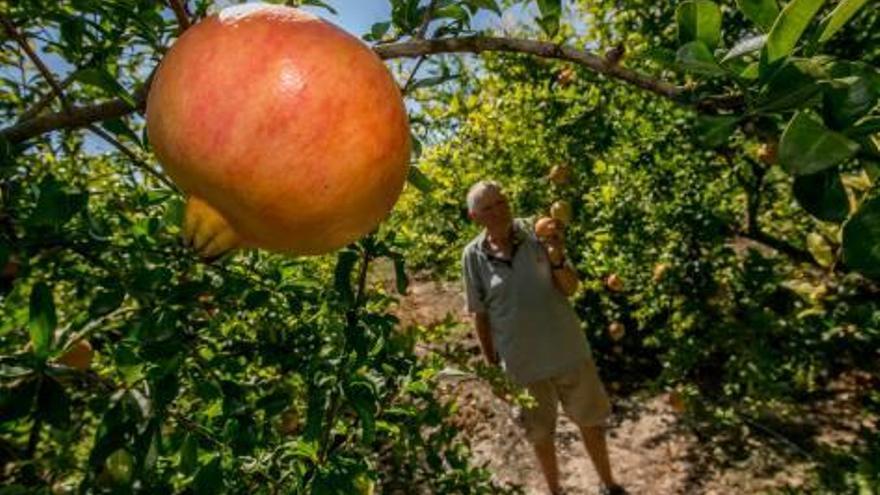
[467,210,475,220]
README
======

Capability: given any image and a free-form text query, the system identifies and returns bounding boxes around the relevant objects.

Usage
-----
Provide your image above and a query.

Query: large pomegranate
[146,3,411,256]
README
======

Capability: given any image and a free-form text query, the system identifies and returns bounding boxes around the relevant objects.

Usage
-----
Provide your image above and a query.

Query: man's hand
[537,219,566,265]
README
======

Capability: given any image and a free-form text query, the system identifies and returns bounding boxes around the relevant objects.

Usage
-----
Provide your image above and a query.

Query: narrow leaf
[694,115,740,148]
[764,0,826,64]
[842,193,880,279]
[29,282,56,359]
[677,0,723,49]
[736,0,780,31]
[721,35,767,63]
[676,41,725,75]
[407,165,435,193]
[817,0,870,43]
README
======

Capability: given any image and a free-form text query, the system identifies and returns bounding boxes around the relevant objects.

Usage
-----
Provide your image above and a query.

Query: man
[460,180,625,495]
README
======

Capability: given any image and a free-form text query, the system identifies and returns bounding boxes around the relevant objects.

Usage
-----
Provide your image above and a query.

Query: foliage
[0,0,878,493]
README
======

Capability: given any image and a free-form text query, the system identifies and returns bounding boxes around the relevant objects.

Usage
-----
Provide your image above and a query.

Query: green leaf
[29,282,56,359]
[676,41,725,75]
[407,165,435,193]
[334,249,359,307]
[369,21,391,40]
[466,0,502,15]
[390,253,408,294]
[300,0,337,15]
[757,58,824,112]
[193,455,222,494]
[694,115,740,148]
[822,64,879,130]
[28,176,88,229]
[101,118,142,149]
[779,111,860,175]
[89,288,125,318]
[736,0,780,31]
[0,378,37,422]
[793,168,850,222]
[721,35,767,64]
[677,0,723,49]
[842,193,880,278]
[536,0,562,37]
[844,116,880,138]
[179,434,199,475]
[37,377,70,429]
[816,0,870,43]
[72,68,135,107]
[764,0,826,65]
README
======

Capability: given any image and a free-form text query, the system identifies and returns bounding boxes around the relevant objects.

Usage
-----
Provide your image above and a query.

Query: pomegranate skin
[147,4,411,255]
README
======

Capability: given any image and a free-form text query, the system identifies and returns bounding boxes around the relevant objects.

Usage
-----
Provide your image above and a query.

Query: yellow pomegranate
[146,4,411,257]
[549,200,572,225]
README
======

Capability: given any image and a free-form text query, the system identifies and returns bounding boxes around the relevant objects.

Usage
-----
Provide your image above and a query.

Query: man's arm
[473,312,499,365]
[551,262,580,296]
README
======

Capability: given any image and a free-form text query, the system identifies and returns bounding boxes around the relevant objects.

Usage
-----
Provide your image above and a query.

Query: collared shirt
[461,218,591,385]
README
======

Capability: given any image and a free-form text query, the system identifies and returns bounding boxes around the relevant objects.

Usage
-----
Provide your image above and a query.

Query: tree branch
[86,124,178,191]
[375,36,683,100]
[2,35,745,145]
[167,0,191,32]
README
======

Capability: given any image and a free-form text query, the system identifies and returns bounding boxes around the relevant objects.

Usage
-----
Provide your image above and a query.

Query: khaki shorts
[514,356,611,443]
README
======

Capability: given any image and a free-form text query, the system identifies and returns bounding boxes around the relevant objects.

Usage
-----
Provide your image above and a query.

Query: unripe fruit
[549,200,572,225]
[56,339,93,371]
[608,321,625,341]
[606,273,624,292]
[105,449,134,484]
[146,4,410,257]
[652,263,669,282]
[548,163,572,186]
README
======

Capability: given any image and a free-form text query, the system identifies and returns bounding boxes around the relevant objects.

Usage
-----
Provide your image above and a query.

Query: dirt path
[381,273,867,494]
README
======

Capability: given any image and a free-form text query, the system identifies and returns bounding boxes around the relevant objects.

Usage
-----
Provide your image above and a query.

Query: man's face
[471,188,512,231]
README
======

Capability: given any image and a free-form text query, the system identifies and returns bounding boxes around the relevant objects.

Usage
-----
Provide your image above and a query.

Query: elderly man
[460,180,625,495]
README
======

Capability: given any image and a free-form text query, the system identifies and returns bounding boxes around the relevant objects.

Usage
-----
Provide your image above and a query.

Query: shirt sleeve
[461,249,486,314]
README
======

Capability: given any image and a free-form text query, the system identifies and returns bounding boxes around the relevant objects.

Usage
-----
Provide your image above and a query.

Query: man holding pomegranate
[461,181,625,495]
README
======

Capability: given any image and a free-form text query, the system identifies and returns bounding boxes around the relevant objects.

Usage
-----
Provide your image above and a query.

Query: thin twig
[86,124,179,192]
[402,56,428,94]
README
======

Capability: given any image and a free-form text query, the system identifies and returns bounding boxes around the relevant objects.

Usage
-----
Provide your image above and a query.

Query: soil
[372,265,874,495]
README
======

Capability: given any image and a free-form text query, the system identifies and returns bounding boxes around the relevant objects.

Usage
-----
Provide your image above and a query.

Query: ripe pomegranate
[605,273,624,292]
[548,163,572,186]
[534,216,561,240]
[147,4,411,257]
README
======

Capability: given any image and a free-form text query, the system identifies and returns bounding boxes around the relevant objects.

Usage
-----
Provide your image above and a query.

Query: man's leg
[516,379,561,494]
[557,356,623,492]
[578,424,615,487]
[533,437,562,494]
